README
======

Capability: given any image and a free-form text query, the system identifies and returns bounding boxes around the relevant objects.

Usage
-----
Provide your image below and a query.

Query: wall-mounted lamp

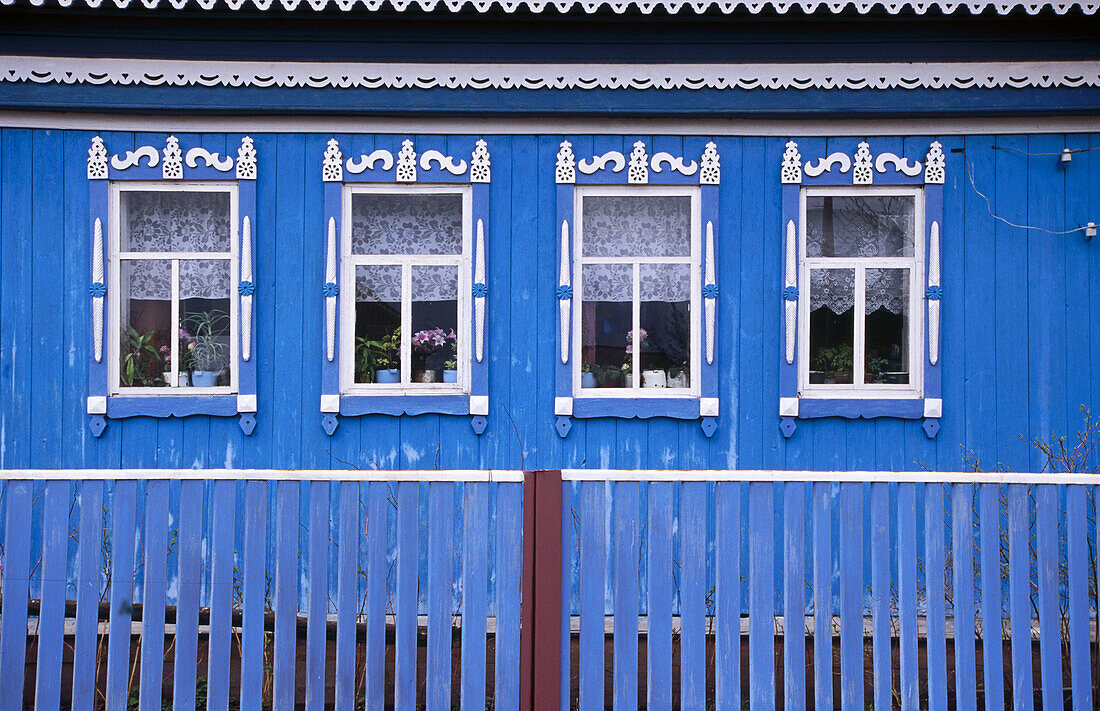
[1061,148,1073,164]
[1086,222,1097,239]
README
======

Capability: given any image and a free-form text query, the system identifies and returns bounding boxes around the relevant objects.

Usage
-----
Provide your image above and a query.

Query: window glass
[120,191,231,253]
[351,193,463,255]
[809,268,855,385]
[581,263,632,389]
[806,195,914,258]
[410,265,459,384]
[179,259,232,388]
[581,196,690,258]
[354,264,401,384]
[865,268,910,385]
[119,259,171,388]
[640,263,691,389]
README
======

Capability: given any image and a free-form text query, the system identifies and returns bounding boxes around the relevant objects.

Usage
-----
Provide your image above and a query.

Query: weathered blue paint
[612,481,640,709]
[647,481,674,709]
[951,484,977,711]
[1007,485,1034,711]
[680,481,707,710]
[1066,486,1093,711]
[782,481,806,710]
[1035,485,1061,711]
[897,482,918,710]
[714,481,740,711]
[138,480,169,711]
[978,484,1006,710]
[925,484,947,711]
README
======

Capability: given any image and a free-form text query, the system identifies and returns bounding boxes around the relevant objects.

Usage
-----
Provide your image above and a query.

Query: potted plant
[411,328,456,383]
[357,329,400,383]
[182,310,228,387]
[667,360,689,389]
[443,356,458,383]
[581,362,597,389]
[623,328,648,388]
[813,344,853,383]
[121,327,166,387]
[865,354,890,383]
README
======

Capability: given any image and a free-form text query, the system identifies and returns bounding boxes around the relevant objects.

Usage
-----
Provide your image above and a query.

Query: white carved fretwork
[110,146,159,171]
[578,151,626,175]
[91,218,104,363]
[928,220,941,365]
[627,141,649,184]
[325,216,337,362]
[874,152,922,177]
[236,136,257,180]
[784,219,797,365]
[241,215,253,362]
[475,218,486,362]
[471,139,491,183]
[556,140,576,184]
[852,141,873,184]
[396,139,417,182]
[651,152,698,176]
[559,220,571,365]
[925,141,945,184]
[346,150,394,174]
[704,221,716,365]
[185,147,234,172]
[700,141,720,185]
[322,138,343,182]
[420,149,468,176]
[87,136,108,180]
[780,141,801,184]
[803,152,852,177]
[162,136,183,179]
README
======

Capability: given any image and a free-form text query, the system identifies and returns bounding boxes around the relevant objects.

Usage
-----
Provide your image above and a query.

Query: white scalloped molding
[6,57,1099,92]
[5,0,1097,14]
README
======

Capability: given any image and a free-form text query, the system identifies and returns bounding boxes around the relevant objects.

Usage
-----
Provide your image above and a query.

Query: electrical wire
[991,145,1100,157]
[964,157,1091,236]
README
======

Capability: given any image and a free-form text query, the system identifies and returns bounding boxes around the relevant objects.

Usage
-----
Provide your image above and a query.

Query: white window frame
[108,181,240,397]
[572,184,701,399]
[339,183,472,396]
[798,185,924,400]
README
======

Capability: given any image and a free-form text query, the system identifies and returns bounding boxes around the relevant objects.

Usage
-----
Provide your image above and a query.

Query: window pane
[119,259,171,388]
[581,263,632,389]
[351,193,463,256]
[179,260,232,387]
[581,195,691,258]
[354,264,402,384]
[410,265,459,384]
[805,195,915,258]
[639,263,691,389]
[120,191,231,253]
[809,268,855,385]
[865,268,910,385]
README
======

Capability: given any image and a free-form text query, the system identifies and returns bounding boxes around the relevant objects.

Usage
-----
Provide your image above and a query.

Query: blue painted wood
[364,482,388,710]
[173,479,203,710]
[395,481,418,711]
[306,481,329,710]
[272,480,298,711]
[495,482,523,711]
[0,481,31,707]
[681,481,707,711]
[106,480,136,711]
[648,481,674,710]
[72,480,104,711]
[427,482,453,711]
[335,481,357,711]
[1006,484,1033,711]
[924,484,947,711]
[578,480,605,711]
[950,484,977,711]
[978,484,1005,711]
[714,481,740,711]
[869,482,890,711]
[748,481,775,711]
[811,482,832,711]
[34,480,69,711]
[1034,484,1061,710]
[138,480,169,711]
[837,482,862,711]
[612,481,639,709]
[783,482,805,710]
[207,479,236,711]
[897,482,918,711]
[1065,485,1092,711]
[239,480,267,711]
[461,482,488,711]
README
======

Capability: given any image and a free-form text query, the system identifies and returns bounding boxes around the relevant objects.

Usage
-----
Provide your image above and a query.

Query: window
[799,187,923,398]
[574,188,699,397]
[340,187,469,394]
[111,184,238,394]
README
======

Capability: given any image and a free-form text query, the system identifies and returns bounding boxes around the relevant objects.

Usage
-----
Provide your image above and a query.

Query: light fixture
[1086,222,1097,239]
[1061,148,1073,164]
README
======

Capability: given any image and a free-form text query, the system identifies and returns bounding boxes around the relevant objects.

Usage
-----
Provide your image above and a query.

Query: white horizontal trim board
[5,57,1100,92]
[2,0,1095,14]
[0,468,525,482]
[7,112,1100,137]
[562,468,1100,484]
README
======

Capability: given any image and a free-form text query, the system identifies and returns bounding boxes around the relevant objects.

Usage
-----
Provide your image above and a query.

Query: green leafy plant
[121,327,165,387]
[356,328,400,382]
[813,343,853,376]
[865,353,890,378]
[444,356,457,370]
[581,362,593,373]
[182,310,229,372]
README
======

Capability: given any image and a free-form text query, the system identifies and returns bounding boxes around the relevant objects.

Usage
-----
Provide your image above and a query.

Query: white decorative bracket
[325,216,338,362]
[471,139,491,183]
[874,152,922,177]
[925,141,946,184]
[240,216,254,362]
[162,136,182,179]
[236,136,257,180]
[323,138,343,182]
[784,219,797,365]
[396,139,417,182]
[927,220,941,365]
[185,147,233,172]
[556,140,576,184]
[474,218,486,362]
[419,149,467,176]
[780,140,801,184]
[558,220,572,364]
[651,152,698,176]
[627,141,649,184]
[704,221,716,365]
[578,151,626,175]
[346,150,393,174]
[700,142,720,185]
[804,152,852,177]
[87,136,108,180]
[853,141,873,184]
[91,217,104,363]
[111,146,158,171]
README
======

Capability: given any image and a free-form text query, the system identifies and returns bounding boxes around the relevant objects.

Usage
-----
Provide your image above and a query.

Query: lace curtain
[356,264,458,304]
[810,268,909,315]
[581,196,691,302]
[122,192,231,300]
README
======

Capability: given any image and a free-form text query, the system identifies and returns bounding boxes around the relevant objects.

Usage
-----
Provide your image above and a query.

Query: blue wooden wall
[1,129,1098,473]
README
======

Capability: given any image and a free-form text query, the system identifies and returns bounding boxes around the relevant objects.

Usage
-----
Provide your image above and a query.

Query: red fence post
[520,470,563,711]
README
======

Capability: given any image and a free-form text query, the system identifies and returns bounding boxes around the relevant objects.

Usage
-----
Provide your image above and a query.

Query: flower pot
[413,369,439,383]
[191,370,219,387]
[622,373,633,388]
[443,369,458,383]
[642,369,667,388]
[375,368,400,384]
[581,372,597,389]
[667,371,689,389]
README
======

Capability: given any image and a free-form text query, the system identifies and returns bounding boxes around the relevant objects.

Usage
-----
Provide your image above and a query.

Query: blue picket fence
[0,472,524,711]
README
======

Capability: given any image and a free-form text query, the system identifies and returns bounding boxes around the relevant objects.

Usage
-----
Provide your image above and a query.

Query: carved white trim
[322,138,343,182]
[420,149,468,176]
[699,141,720,185]
[346,149,394,174]
[470,395,489,416]
[874,152,922,176]
[162,136,182,179]
[699,397,719,418]
[471,139,491,183]
[110,145,159,171]
[627,141,649,184]
[803,151,852,177]
[88,135,108,179]
[554,396,573,417]
[928,220,941,366]
[236,136,256,179]
[651,152,698,177]
[559,219,571,365]
[925,141,946,184]
[92,217,104,363]
[474,218,486,363]
[396,139,417,182]
[241,215,253,362]
[852,141,873,184]
[780,140,801,184]
[556,140,576,184]
[8,57,1100,92]
[578,151,625,175]
[704,220,716,365]
[185,147,234,172]
[326,216,337,362]
[784,219,797,365]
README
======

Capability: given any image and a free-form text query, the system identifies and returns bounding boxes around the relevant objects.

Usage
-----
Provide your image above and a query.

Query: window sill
[790,397,936,420]
[336,393,478,417]
[567,396,714,420]
[102,394,241,418]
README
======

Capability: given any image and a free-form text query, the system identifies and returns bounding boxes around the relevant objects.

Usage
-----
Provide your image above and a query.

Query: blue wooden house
[0,1,1098,709]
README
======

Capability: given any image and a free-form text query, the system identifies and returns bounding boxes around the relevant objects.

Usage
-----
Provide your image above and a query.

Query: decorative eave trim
[4,0,1096,15]
[5,57,1100,92]
[791,139,938,181]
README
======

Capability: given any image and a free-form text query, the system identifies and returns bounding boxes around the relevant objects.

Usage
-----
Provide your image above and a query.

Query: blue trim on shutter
[237,176,258,422]
[321,180,342,414]
[555,182,574,406]
[779,182,799,406]
[700,181,719,407]
[88,180,109,412]
[469,180,490,428]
